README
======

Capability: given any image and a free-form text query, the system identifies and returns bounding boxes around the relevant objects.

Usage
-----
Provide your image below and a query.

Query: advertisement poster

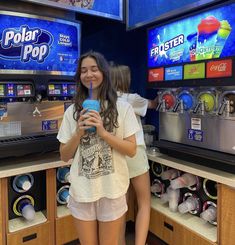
[0,11,81,75]
[148,2,235,68]
[22,0,123,21]
[127,0,217,29]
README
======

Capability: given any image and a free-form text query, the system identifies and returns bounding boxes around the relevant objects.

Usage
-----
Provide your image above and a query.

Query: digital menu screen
[127,0,217,29]
[48,84,62,95]
[0,11,81,76]
[68,84,76,96]
[7,84,14,96]
[0,84,4,96]
[48,83,76,96]
[148,2,235,68]
[16,84,32,96]
[22,0,123,21]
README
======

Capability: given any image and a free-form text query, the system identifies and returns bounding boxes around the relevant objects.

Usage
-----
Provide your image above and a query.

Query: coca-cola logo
[210,63,227,72]
[150,71,159,78]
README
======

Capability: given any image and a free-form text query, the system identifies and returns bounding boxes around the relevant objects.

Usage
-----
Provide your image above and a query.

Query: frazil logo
[0,25,53,63]
[210,63,227,72]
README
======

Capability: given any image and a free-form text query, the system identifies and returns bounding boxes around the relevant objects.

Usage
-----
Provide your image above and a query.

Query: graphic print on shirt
[79,133,113,179]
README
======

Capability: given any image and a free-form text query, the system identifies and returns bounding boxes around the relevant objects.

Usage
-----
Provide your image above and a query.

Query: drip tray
[155,140,235,173]
[0,134,59,159]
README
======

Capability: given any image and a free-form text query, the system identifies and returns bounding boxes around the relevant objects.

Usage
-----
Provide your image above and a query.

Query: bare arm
[59,109,88,162]
[59,131,82,162]
[148,95,158,109]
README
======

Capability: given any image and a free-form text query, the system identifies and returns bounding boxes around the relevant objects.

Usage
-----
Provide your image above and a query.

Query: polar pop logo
[1,25,52,63]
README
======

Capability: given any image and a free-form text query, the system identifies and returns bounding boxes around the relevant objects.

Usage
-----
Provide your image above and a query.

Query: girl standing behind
[57,51,139,245]
[110,64,158,245]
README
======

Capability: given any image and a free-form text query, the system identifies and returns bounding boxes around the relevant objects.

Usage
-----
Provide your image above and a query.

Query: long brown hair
[110,64,131,93]
[73,51,118,132]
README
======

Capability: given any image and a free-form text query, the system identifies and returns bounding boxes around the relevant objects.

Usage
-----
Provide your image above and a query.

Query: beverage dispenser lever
[217,99,230,117]
[156,99,166,112]
[173,100,180,112]
[173,100,184,113]
[193,101,205,115]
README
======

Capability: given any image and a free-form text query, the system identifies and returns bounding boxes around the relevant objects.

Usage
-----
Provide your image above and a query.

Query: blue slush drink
[82,99,100,133]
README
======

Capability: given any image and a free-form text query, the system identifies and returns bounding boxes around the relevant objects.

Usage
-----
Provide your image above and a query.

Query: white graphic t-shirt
[117,92,148,146]
[57,100,139,202]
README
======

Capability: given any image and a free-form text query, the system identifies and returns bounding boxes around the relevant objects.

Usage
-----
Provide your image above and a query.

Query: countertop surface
[148,152,235,188]
[0,152,70,178]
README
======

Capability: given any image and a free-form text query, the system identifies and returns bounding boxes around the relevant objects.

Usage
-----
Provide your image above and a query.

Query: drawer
[56,215,78,245]
[7,222,51,245]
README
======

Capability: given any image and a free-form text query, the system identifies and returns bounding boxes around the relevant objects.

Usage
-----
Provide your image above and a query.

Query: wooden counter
[0,152,70,178]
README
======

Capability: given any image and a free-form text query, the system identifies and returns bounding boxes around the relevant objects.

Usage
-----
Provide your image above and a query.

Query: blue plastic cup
[82,99,100,132]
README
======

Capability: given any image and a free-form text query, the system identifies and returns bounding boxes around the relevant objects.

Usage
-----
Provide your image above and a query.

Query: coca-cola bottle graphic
[178,192,202,215]
[200,200,217,225]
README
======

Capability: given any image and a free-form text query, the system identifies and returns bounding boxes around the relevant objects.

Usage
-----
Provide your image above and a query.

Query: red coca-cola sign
[148,68,164,82]
[207,59,232,78]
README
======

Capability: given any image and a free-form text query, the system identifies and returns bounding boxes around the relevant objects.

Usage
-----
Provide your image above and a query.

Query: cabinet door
[218,184,235,245]
[173,222,216,245]
[7,222,51,245]
[149,208,165,241]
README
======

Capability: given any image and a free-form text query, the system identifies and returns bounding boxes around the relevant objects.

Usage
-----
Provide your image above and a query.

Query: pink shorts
[67,195,127,222]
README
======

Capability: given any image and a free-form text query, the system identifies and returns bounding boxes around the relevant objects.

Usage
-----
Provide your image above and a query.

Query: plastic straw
[89,81,92,99]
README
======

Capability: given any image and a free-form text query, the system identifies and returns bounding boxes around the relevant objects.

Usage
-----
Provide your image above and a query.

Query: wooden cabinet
[148,154,235,245]
[150,206,216,245]
[218,184,235,245]
[56,215,78,245]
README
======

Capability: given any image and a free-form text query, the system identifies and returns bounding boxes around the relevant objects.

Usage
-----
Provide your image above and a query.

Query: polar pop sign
[0,11,80,75]
[1,25,51,62]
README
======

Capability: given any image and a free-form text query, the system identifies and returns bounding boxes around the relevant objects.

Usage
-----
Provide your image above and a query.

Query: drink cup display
[213,20,232,58]
[187,32,198,61]
[82,99,100,133]
[16,175,32,191]
[196,16,221,60]
[170,173,197,189]
[200,205,217,224]
[57,167,70,183]
[161,168,180,180]
[20,203,35,221]
[13,174,34,193]
[178,196,198,214]
[57,185,70,204]
[13,195,35,221]
[168,188,180,212]
[58,189,70,203]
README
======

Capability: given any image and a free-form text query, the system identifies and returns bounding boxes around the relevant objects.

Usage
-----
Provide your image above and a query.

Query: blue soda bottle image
[82,99,100,133]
